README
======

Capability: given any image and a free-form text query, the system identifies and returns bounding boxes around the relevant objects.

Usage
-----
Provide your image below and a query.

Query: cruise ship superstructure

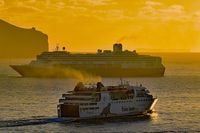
[57,81,158,119]
[10,43,165,77]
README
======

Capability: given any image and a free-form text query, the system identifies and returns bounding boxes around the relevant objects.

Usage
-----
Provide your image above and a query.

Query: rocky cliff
[0,19,48,58]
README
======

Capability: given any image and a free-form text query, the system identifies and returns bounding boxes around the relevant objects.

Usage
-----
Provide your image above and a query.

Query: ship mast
[120,78,123,85]
[56,44,59,51]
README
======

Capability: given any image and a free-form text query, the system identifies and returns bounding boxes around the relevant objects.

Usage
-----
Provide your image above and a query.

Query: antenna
[120,78,123,85]
[56,44,59,51]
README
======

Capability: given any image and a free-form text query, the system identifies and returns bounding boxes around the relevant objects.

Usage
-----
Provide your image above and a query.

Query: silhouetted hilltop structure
[0,19,48,58]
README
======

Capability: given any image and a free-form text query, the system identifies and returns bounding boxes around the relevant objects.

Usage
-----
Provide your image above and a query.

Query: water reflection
[61,114,153,126]
[0,114,155,128]
[149,111,159,123]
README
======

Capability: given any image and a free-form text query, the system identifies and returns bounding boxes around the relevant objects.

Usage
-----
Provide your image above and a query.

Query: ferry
[10,43,165,78]
[57,81,158,119]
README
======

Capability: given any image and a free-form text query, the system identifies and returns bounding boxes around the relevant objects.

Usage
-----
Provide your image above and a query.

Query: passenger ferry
[57,81,158,119]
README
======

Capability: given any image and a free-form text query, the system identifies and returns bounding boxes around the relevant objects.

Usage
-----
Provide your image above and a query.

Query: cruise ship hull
[10,65,165,78]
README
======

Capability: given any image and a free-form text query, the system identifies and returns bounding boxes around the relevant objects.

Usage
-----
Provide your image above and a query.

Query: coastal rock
[0,19,48,58]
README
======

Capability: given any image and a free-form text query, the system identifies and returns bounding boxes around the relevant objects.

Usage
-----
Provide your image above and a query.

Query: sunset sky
[1,0,200,52]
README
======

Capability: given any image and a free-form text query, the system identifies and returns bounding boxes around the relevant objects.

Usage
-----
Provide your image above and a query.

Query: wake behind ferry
[57,81,158,119]
[10,43,165,77]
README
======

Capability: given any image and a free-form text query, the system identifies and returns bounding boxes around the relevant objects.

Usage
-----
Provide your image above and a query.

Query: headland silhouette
[0,19,48,58]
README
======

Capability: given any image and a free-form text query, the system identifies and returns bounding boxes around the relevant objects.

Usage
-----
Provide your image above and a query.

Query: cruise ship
[10,43,165,77]
[57,81,158,119]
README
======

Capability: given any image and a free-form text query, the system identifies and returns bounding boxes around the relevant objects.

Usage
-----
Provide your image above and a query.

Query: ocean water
[0,54,200,132]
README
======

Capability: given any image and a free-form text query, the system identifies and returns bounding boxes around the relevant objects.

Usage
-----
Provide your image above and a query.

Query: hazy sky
[1,0,200,52]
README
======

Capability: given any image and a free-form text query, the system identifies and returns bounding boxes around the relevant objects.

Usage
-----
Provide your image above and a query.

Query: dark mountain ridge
[0,19,48,58]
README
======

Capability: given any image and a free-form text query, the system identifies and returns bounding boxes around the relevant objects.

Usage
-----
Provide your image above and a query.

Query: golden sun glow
[1,0,200,52]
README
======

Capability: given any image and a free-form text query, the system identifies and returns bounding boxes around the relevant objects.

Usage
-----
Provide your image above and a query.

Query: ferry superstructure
[10,43,165,77]
[57,81,158,119]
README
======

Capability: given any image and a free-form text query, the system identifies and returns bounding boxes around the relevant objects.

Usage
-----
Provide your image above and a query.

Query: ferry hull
[57,98,158,119]
[57,81,158,120]
[10,65,165,78]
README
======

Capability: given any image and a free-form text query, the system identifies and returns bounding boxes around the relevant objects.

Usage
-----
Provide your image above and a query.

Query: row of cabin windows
[40,54,158,58]
[80,107,99,111]
[60,102,97,106]
[39,60,159,65]
[136,99,151,102]
[38,57,159,62]
[111,96,134,100]
[111,100,132,104]
[65,97,95,101]
[39,56,159,61]
[64,97,100,102]
[80,103,97,106]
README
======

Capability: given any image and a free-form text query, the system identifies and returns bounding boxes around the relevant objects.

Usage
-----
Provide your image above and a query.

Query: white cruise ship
[57,81,158,119]
[10,43,165,78]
